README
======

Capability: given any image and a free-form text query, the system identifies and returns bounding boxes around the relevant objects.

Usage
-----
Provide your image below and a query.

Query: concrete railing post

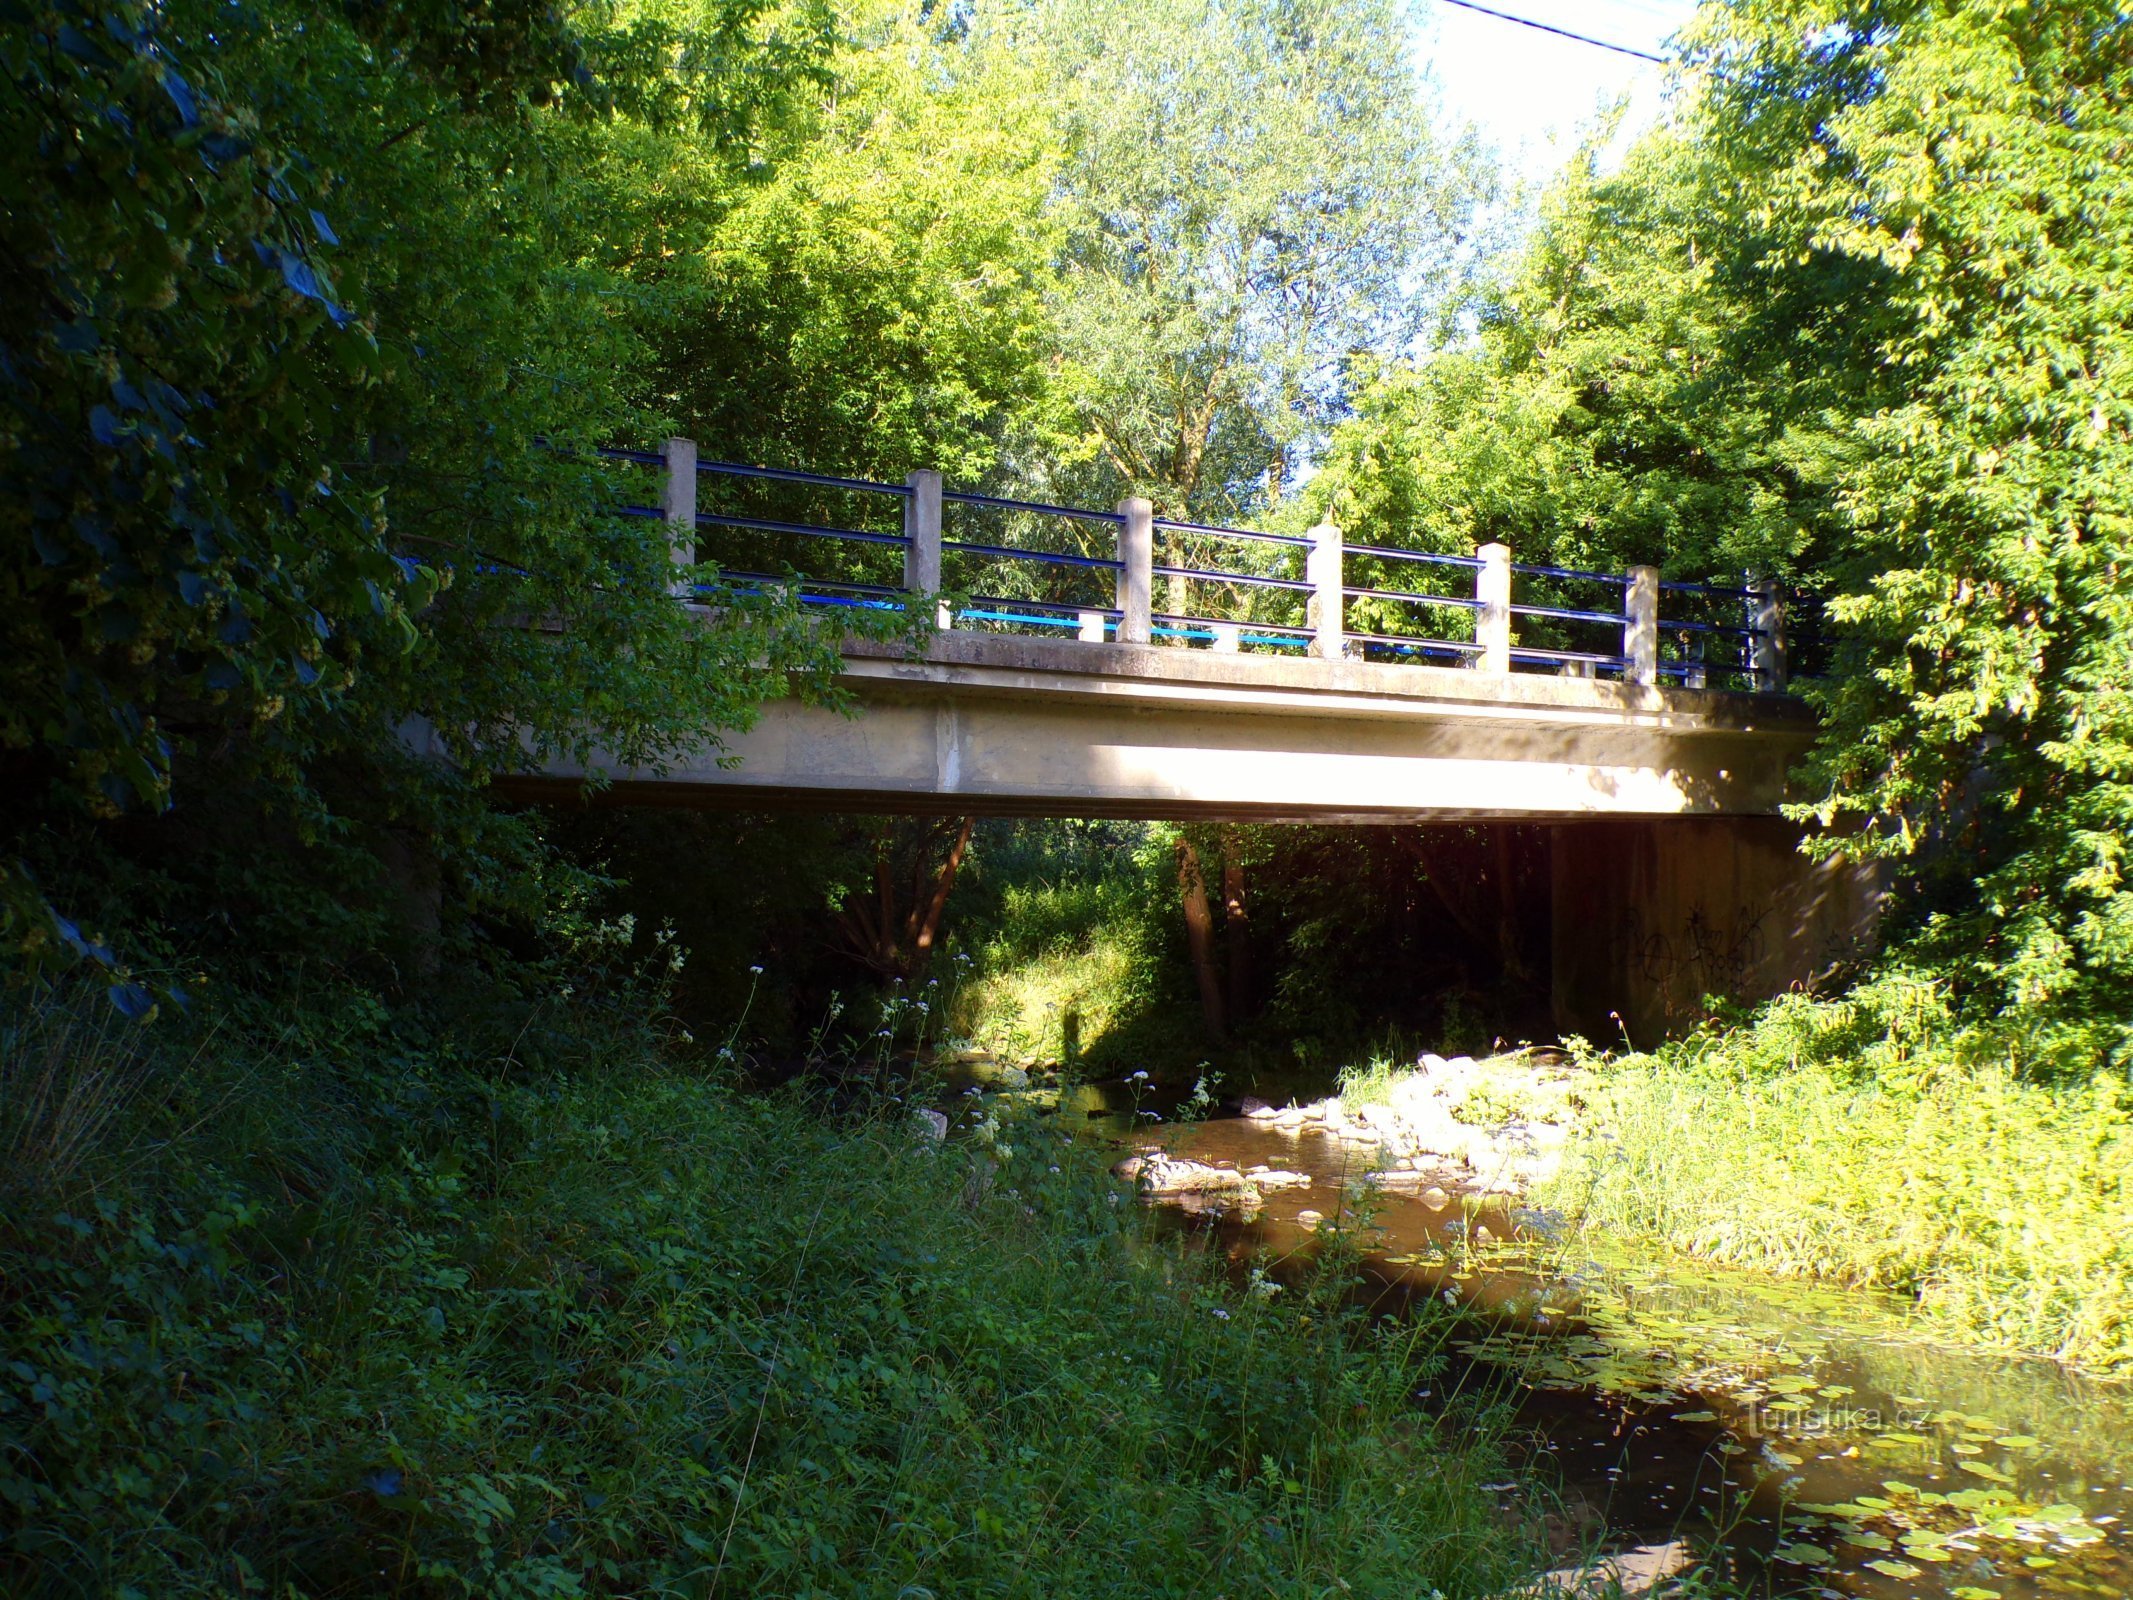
[1624,565,1660,687]
[1210,621,1241,654]
[1475,542,1511,674]
[904,468,948,629]
[1117,497,1153,645]
[662,437,697,600]
[1308,522,1344,660]
[1683,631,1707,691]
[1749,576,1788,692]
[1077,609,1107,643]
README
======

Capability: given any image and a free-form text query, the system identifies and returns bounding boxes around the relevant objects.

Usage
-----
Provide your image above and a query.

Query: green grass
[1544,979,2133,1371]
[949,871,1198,1072]
[0,985,1552,1598]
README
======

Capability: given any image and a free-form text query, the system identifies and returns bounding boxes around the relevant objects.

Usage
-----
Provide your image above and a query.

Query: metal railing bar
[943,489,1125,525]
[1344,542,1487,570]
[1344,584,1485,611]
[943,539,1124,572]
[699,459,911,497]
[695,511,908,546]
[600,447,666,466]
[1152,562,1314,593]
[1661,619,1757,637]
[1512,646,1623,666]
[1659,578,1757,598]
[1510,561,1626,586]
[1152,611,1309,634]
[1510,602,1627,626]
[959,607,1085,630]
[1152,518,1314,549]
[970,594,1123,619]
[1346,629,1484,654]
[712,586,903,613]
[715,571,904,597]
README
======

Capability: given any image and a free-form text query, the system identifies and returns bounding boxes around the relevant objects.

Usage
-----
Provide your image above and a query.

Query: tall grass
[0,1001,153,1199]
[950,872,1196,1070]
[1546,979,2133,1370]
[0,988,1548,1598]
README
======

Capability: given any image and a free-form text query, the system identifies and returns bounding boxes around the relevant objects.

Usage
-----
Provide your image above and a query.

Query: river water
[1059,1085,2133,1600]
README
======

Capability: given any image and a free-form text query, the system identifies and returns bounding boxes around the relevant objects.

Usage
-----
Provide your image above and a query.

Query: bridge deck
[482,629,1814,824]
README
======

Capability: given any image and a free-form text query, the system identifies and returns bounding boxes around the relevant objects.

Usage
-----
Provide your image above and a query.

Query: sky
[1413,0,1703,186]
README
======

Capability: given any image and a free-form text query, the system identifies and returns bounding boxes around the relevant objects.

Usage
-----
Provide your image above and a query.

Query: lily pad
[1960,1462,2017,1484]
[1865,1559,1922,1579]
[1774,1543,1833,1566]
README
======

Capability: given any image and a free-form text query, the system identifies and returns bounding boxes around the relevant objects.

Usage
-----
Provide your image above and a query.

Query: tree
[1686,0,2133,1045]
[1023,0,1495,521]
[1316,0,2133,1059]
[0,0,851,991]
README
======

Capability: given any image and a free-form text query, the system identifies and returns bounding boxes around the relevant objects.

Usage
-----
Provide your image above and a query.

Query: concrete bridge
[499,627,1812,825]
[461,441,1880,1040]
[491,438,1810,823]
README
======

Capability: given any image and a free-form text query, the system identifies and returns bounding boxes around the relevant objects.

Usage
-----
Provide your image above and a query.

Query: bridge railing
[606,442,1788,692]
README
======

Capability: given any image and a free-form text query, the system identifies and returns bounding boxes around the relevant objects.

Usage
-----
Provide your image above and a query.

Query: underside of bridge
[459,631,1882,1040]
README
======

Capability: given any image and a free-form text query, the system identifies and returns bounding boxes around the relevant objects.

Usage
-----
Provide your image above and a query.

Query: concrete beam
[467,628,1816,825]
[1475,543,1511,674]
[1117,498,1153,645]
[662,437,696,600]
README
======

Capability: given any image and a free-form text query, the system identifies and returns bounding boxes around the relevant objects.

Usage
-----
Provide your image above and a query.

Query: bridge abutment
[1549,817,1884,1049]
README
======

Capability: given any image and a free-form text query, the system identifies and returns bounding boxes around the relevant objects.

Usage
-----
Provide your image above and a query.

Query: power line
[1431,0,1668,63]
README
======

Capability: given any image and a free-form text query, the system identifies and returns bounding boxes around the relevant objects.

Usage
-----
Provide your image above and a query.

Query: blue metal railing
[596,446,1791,691]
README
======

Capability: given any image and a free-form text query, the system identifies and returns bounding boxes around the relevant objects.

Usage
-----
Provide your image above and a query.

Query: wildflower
[1128,1069,1149,1082]
[748,964,763,975]
[1210,1307,1230,1321]
[1048,1164,1060,1173]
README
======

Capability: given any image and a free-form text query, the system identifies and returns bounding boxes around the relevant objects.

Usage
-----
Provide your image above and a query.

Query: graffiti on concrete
[1618,899,1773,1022]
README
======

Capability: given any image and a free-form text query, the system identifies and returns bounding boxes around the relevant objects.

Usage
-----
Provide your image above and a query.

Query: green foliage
[953,878,1192,1072]
[1687,1,2133,1042]
[0,0,884,987]
[944,820,1551,1077]
[0,984,1545,1597]
[1317,0,2133,1050]
[1547,984,2133,1369]
[651,0,1062,484]
[1026,0,1495,519]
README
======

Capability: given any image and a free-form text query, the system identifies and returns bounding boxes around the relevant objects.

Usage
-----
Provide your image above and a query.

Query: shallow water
[1114,1104,2133,1600]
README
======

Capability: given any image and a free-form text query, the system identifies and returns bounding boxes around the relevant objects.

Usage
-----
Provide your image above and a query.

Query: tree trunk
[1176,835,1226,1041]
[908,817,975,979]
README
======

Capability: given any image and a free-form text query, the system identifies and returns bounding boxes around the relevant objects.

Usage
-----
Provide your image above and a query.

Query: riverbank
[0,987,1552,1598]
[1302,1026,2133,1373]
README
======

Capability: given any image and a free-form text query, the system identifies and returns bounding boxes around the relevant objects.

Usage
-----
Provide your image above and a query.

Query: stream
[1051,1077,2133,1600]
